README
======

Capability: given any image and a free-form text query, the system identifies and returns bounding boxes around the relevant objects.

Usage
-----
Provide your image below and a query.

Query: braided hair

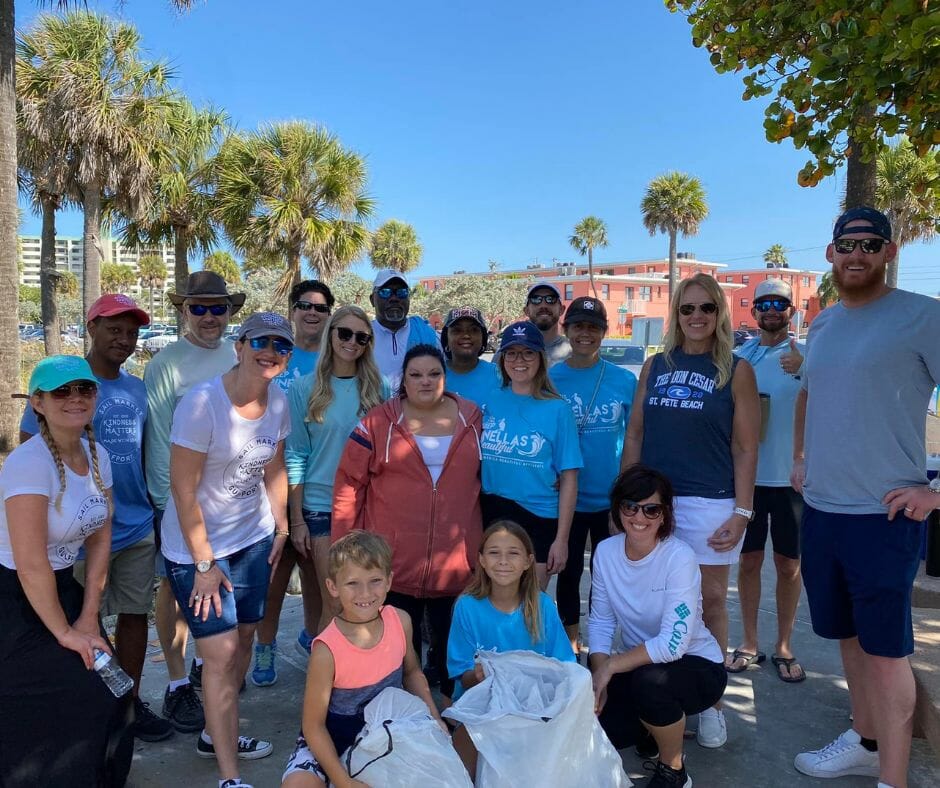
[35,413,111,514]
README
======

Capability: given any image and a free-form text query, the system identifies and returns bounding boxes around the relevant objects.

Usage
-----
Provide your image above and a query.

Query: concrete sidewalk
[127,557,940,787]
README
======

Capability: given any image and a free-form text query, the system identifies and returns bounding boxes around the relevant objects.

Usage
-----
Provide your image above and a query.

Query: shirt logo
[223,437,277,498]
[674,603,691,620]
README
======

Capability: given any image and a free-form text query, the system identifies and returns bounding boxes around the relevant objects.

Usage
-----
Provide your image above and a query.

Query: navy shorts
[801,505,923,658]
[480,493,556,563]
[741,485,803,559]
[302,508,332,538]
[165,534,274,639]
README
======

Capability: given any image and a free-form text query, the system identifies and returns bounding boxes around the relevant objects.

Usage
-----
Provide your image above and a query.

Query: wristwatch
[929,477,940,494]
[733,506,755,522]
[195,559,215,574]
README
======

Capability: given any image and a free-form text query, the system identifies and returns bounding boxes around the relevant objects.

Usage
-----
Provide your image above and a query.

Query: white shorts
[674,496,742,566]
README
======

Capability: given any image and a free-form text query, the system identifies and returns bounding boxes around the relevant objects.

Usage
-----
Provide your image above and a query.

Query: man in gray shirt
[791,207,940,787]
[524,281,570,367]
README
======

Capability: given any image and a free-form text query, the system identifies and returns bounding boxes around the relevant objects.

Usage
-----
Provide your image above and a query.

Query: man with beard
[524,281,570,367]
[791,207,940,787]
[727,280,806,683]
[273,280,334,393]
[441,306,499,406]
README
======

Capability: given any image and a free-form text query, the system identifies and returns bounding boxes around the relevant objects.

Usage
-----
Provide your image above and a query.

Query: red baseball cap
[87,294,150,326]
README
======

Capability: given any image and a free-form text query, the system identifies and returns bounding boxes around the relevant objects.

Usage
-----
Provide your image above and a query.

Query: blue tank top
[640,349,739,498]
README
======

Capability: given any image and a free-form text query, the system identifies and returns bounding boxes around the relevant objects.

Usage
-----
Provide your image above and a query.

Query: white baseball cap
[754,279,793,301]
[526,280,562,300]
[373,269,410,289]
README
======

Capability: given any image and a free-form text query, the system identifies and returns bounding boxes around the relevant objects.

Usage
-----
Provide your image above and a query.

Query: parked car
[143,327,179,354]
[734,329,759,347]
[599,339,646,379]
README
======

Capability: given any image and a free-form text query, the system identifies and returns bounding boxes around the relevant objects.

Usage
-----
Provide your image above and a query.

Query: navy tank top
[640,349,739,498]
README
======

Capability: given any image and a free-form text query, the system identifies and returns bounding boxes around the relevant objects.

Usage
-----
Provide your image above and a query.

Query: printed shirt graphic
[273,347,319,394]
[0,437,113,570]
[478,386,583,518]
[159,376,291,563]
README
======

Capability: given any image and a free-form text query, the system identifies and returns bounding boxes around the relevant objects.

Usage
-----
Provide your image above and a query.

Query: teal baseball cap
[28,355,97,395]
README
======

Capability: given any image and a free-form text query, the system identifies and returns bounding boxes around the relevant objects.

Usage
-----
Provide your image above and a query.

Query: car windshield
[599,344,645,364]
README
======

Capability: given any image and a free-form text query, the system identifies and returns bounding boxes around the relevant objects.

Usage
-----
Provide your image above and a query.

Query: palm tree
[137,254,166,323]
[369,220,422,273]
[569,216,609,299]
[640,172,709,305]
[242,254,282,277]
[202,250,241,284]
[214,121,374,294]
[817,271,838,308]
[101,263,137,294]
[763,243,788,268]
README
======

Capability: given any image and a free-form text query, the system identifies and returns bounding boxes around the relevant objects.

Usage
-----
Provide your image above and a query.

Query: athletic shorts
[480,493,556,563]
[801,504,923,658]
[741,485,803,560]
[165,534,274,639]
[282,734,328,782]
[673,496,741,566]
[74,531,156,616]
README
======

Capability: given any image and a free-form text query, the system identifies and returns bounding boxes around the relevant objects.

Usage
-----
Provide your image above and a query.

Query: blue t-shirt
[550,359,637,511]
[274,347,319,394]
[20,369,152,552]
[445,359,501,408]
[479,386,583,518]
[446,592,576,699]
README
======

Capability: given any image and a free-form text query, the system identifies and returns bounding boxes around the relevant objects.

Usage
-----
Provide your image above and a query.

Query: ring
[193,594,202,602]
[904,506,913,512]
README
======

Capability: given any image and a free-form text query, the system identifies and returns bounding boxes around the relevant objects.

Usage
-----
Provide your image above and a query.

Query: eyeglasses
[187,303,228,317]
[833,238,886,254]
[678,302,717,316]
[753,298,791,313]
[333,326,372,346]
[48,382,98,400]
[247,336,293,355]
[376,287,410,299]
[619,501,664,519]
[528,294,559,305]
[504,348,537,362]
[293,301,330,314]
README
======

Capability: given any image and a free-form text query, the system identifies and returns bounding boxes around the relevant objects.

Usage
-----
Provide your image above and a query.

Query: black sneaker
[220,781,254,788]
[162,683,205,733]
[196,734,273,760]
[133,697,174,742]
[644,759,692,788]
[635,729,659,760]
[188,659,202,690]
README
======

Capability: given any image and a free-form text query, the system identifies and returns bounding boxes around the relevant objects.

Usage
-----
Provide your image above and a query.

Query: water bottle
[93,648,135,698]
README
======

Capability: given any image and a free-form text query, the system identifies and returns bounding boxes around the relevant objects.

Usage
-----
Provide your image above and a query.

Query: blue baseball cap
[498,321,545,354]
[28,355,97,395]
[833,206,892,241]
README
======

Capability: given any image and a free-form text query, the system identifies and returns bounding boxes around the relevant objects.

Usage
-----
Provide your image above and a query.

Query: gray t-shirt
[545,334,571,367]
[802,289,940,514]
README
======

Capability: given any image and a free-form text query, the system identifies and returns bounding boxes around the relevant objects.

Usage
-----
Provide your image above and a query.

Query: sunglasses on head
[753,298,791,313]
[333,326,372,346]
[620,500,664,519]
[528,294,559,305]
[47,381,98,400]
[293,301,330,314]
[833,238,886,254]
[678,302,717,316]
[246,336,293,355]
[376,286,410,299]
[187,303,228,317]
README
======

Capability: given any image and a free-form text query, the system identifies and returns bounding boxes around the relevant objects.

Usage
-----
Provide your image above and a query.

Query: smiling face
[564,320,604,360]
[292,289,330,347]
[524,287,562,331]
[618,491,664,554]
[752,298,794,335]
[88,314,141,367]
[826,220,897,300]
[326,561,392,622]
[478,529,534,591]
[403,353,446,405]
[371,278,410,330]
[501,344,540,388]
[330,314,372,366]
[31,382,98,433]
[447,318,485,363]
[676,283,718,345]
[236,334,291,380]
[184,297,230,347]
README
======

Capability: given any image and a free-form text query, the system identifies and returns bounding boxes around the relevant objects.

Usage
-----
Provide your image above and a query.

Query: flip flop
[771,654,806,683]
[725,649,766,673]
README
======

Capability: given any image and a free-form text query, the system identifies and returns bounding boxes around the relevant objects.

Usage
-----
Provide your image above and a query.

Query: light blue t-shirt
[735,337,804,487]
[479,386,583,518]
[21,369,152,553]
[274,347,319,394]
[445,359,501,408]
[446,592,576,699]
[550,359,637,511]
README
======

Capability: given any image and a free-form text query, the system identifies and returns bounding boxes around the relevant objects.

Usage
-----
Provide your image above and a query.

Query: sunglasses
[47,381,98,400]
[753,298,791,313]
[678,302,717,316]
[376,287,410,299]
[833,238,886,254]
[187,303,228,316]
[333,326,372,346]
[293,301,330,314]
[504,348,538,362]
[528,294,559,305]
[619,501,664,519]
[247,336,293,355]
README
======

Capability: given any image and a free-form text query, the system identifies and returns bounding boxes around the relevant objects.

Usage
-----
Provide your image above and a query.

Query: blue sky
[17,0,939,294]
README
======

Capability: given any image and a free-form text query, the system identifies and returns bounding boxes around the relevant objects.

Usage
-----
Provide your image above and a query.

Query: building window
[627,267,635,274]
[657,287,662,298]
[565,284,574,300]
[725,276,733,282]
[802,299,810,309]
[600,284,609,299]
[742,275,750,284]
[740,298,749,307]
[647,266,656,273]
[801,276,810,287]
[639,286,652,301]
[625,286,634,299]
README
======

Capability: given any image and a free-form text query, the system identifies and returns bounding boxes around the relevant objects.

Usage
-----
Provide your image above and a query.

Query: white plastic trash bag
[338,687,472,788]
[443,650,632,788]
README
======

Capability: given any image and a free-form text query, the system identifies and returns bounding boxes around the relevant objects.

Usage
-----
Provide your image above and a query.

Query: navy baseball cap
[498,321,544,353]
[832,206,892,241]
[442,306,488,359]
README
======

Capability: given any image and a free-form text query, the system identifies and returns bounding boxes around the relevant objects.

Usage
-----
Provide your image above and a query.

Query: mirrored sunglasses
[833,238,886,254]
[247,336,293,355]
[528,294,559,305]
[187,303,229,316]
[376,287,410,299]
[753,298,791,313]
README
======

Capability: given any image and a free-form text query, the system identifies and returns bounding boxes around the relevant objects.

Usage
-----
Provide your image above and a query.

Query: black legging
[384,591,456,698]
[556,509,611,626]
[598,655,727,749]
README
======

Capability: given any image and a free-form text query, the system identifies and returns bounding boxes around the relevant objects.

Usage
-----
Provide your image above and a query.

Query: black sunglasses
[333,326,372,346]
[528,294,559,305]
[753,298,791,313]
[620,501,664,519]
[293,301,330,314]
[376,287,410,299]
[187,303,228,316]
[48,381,98,400]
[678,302,717,316]
[833,238,886,254]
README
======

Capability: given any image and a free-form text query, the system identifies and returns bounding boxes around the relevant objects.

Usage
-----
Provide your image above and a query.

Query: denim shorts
[165,533,274,639]
[302,509,332,538]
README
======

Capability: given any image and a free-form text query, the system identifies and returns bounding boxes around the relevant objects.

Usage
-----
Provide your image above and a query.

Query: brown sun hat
[167,271,246,315]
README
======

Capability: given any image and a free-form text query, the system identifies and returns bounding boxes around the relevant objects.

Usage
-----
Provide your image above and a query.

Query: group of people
[1,206,938,788]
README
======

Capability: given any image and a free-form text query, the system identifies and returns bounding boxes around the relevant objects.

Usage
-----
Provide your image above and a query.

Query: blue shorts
[302,508,332,538]
[164,534,274,639]
[801,504,923,658]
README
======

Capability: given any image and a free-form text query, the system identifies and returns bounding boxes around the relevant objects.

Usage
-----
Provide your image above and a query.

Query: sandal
[725,649,766,673]
[771,654,806,683]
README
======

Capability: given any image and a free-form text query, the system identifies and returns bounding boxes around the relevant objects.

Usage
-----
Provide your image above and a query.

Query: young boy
[281,531,444,788]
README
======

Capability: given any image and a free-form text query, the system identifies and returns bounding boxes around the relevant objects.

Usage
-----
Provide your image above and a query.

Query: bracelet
[274,530,289,537]
[289,523,306,529]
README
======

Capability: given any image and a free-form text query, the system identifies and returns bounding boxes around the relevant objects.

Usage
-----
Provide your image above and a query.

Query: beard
[529,311,557,330]
[832,261,886,297]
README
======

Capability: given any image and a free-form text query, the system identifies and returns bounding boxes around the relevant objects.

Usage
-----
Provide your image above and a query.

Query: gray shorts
[74,531,157,616]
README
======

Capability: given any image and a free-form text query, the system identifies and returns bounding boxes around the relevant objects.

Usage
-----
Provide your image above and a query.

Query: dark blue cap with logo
[832,206,892,241]
[498,320,545,353]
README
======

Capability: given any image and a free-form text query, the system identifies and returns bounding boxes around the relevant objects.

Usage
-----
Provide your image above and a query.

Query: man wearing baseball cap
[728,279,806,684]
[792,207,940,785]
[524,280,570,367]
[441,306,500,406]
[19,294,173,743]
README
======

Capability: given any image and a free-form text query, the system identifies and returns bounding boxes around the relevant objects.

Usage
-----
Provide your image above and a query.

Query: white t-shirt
[0,436,113,570]
[160,377,291,563]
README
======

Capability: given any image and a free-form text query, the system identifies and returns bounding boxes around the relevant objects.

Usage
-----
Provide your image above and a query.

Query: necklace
[336,608,383,625]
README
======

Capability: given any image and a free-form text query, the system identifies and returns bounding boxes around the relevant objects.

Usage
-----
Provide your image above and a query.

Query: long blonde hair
[663,272,734,389]
[498,350,561,400]
[36,413,109,514]
[306,305,384,423]
[463,521,542,643]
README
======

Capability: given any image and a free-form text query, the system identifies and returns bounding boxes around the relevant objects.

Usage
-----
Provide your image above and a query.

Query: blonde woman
[623,272,760,749]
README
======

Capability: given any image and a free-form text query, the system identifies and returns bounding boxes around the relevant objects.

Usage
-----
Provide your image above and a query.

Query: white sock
[201,731,212,744]
[195,658,204,667]
[168,677,190,692]
[877,784,895,788]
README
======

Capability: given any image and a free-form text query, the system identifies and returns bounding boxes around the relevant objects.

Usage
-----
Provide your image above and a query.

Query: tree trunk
[82,183,103,352]
[667,229,678,306]
[39,195,61,355]
[0,0,21,453]
[886,248,899,289]
[844,117,878,209]
[587,246,598,299]
[289,248,301,289]
[148,284,155,324]
[173,225,189,332]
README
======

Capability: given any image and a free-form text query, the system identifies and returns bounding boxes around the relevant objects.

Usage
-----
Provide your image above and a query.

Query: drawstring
[385,423,394,463]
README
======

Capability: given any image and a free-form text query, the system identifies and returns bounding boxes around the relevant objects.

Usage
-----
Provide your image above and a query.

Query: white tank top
[413,434,453,486]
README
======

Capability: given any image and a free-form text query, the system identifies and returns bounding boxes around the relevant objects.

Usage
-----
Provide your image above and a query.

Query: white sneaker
[793,728,879,778]
[696,707,727,748]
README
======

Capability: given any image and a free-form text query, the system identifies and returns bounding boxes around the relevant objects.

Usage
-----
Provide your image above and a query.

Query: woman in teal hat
[0,355,133,787]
